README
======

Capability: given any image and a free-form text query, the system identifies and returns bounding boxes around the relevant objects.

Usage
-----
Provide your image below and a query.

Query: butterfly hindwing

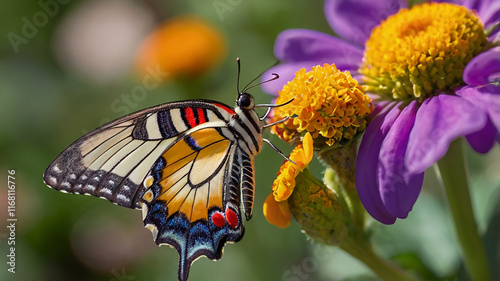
[141,127,252,280]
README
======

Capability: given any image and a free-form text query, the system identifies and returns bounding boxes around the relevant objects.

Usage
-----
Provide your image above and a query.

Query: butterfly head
[237,92,255,111]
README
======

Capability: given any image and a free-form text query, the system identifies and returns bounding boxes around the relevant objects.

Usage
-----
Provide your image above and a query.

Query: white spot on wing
[53,164,62,173]
[141,202,148,220]
[85,185,96,192]
[117,194,130,203]
[100,188,112,196]
[47,176,58,185]
[145,223,158,241]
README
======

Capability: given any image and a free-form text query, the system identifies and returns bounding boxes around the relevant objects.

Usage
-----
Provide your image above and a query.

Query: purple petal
[356,102,402,224]
[370,99,390,116]
[466,117,497,153]
[406,95,487,174]
[474,0,500,28]
[456,84,500,131]
[463,47,500,86]
[324,0,406,46]
[273,29,363,66]
[489,27,500,42]
[377,101,424,219]
[459,84,500,154]
[260,57,362,96]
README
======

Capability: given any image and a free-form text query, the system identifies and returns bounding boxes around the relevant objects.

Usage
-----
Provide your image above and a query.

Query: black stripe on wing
[157,110,179,138]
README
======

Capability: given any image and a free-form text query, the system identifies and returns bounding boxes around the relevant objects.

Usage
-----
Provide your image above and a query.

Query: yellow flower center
[272,63,373,146]
[359,3,487,101]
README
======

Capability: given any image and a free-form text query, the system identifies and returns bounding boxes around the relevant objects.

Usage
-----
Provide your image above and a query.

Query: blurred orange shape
[136,15,227,79]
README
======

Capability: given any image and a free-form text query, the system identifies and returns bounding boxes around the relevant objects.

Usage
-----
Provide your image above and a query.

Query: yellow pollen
[272,64,373,146]
[360,3,487,101]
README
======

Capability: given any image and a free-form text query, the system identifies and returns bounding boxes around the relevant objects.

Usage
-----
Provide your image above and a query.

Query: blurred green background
[1,0,499,281]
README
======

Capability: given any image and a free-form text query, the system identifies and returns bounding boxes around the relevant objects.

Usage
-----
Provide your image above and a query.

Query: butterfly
[43,59,288,281]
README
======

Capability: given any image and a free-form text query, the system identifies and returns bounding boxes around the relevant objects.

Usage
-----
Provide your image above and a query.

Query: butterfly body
[44,93,263,281]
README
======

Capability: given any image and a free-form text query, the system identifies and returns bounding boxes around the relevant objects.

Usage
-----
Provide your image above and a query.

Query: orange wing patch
[156,128,232,222]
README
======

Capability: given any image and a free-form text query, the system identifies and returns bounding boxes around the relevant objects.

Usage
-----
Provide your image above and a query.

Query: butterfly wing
[43,100,235,209]
[141,126,252,280]
[43,100,257,281]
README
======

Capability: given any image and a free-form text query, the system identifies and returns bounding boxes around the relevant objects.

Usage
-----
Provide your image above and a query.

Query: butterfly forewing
[43,96,262,281]
[43,100,235,208]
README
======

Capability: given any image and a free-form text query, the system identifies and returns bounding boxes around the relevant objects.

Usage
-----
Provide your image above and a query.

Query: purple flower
[263,0,500,224]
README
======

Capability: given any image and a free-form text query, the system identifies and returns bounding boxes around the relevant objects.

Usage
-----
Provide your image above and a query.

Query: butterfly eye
[237,93,255,110]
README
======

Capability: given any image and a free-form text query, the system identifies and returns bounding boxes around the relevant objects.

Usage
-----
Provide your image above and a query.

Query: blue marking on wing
[184,136,202,151]
[143,204,244,281]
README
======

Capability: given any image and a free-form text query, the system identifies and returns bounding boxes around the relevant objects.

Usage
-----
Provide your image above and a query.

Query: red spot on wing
[212,212,225,228]
[184,107,197,128]
[225,208,238,229]
[213,102,235,115]
[197,108,206,124]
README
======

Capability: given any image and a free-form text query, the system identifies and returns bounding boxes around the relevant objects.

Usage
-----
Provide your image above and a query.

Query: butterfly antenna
[243,73,280,93]
[236,57,242,94]
[240,59,280,93]
[263,139,295,164]
[255,98,294,109]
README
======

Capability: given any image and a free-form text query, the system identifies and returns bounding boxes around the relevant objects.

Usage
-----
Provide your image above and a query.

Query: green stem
[318,140,365,237]
[340,237,420,281]
[436,139,492,281]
